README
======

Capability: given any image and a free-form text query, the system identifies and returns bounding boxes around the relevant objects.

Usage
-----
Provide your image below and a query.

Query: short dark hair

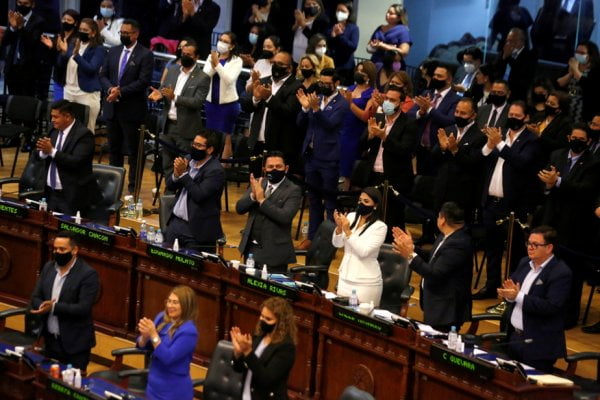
[197,130,219,152]
[571,122,589,139]
[478,64,495,81]
[458,97,477,114]
[492,79,510,90]
[122,19,140,32]
[530,225,558,248]
[62,8,80,24]
[509,100,528,115]
[264,150,286,166]
[439,202,465,226]
[320,68,341,84]
[461,46,483,62]
[50,100,75,117]
[55,230,80,248]
[182,41,199,57]
[436,62,455,79]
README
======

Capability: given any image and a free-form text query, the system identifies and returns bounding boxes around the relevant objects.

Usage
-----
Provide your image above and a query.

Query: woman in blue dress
[339,61,376,190]
[203,31,243,160]
[137,285,199,400]
[367,4,412,70]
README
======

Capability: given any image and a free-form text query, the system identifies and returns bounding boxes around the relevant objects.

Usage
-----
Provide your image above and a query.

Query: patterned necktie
[49,131,64,189]
[421,93,442,147]
[265,185,273,198]
[118,49,130,82]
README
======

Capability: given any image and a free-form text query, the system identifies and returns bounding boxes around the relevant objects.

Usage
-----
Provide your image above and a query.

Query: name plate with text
[429,342,494,380]
[0,200,28,218]
[58,221,114,246]
[146,244,202,270]
[239,274,299,300]
[333,305,393,336]
[48,378,96,400]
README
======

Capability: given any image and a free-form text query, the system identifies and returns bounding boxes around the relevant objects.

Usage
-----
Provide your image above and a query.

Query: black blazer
[534,113,572,162]
[232,335,296,400]
[476,103,509,130]
[99,43,154,122]
[408,89,461,149]
[1,12,44,73]
[30,258,100,355]
[179,0,221,59]
[166,156,225,245]
[411,228,473,328]
[494,48,537,102]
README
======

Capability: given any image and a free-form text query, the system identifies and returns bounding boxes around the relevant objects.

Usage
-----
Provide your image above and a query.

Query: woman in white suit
[333,187,387,306]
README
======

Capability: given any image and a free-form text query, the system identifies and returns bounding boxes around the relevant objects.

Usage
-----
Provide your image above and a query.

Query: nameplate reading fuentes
[48,378,95,400]
[429,343,494,380]
[239,274,299,300]
[146,244,202,270]
[332,305,392,336]
[58,221,114,246]
[0,201,28,218]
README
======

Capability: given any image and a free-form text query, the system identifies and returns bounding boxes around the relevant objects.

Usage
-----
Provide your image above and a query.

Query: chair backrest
[24,312,43,340]
[92,164,125,208]
[378,244,412,314]
[69,102,90,128]
[306,220,337,268]
[18,154,47,197]
[159,194,176,231]
[6,95,42,127]
[339,386,375,400]
[203,340,244,400]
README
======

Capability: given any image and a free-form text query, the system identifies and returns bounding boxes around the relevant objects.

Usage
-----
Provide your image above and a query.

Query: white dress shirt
[167,66,193,121]
[482,128,525,198]
[40,119,77,190]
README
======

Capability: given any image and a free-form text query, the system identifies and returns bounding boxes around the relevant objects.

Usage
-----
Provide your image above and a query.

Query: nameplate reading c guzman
[146,244,202,270]
[48,378,95,400]
[0,201,28,218]
[430,342,494,380]
[59,221,114,246]
[332,305,393,336]
[239,274,299,300]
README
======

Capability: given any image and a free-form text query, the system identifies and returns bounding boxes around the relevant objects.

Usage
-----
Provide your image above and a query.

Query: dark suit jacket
[57,43,106,93]
[236,178,302,266]
[431,123,486,212]
[38,120,101,215]
[494,48,538,102]
[30,258,100,355]
[178,0,221,59]
[411,228,473,327]
[159,64,210,139]
[506,256,572,361]
[1,12,44,73]
[408,89,461,149]
[535,113,572,162]
[232,335,296,400]
[298,93,349,162]
[476,103,509,130]
[99,43,154,122]
[166,156,225,244]
[364,112,418,193]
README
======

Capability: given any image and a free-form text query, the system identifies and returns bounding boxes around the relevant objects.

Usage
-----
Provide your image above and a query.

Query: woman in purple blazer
[137,285,199,400]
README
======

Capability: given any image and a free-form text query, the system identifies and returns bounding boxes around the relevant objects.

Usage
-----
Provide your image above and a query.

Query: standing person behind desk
[36,100,100,216]
[30,231,100,371]
[333,187,387,306]
[497,226,572,372]
[392,202,473,332]
[137,285,198,400]
[367,4,411,69]
[231,297,297,400]
[165,131,225,253]
[100,18,153,194]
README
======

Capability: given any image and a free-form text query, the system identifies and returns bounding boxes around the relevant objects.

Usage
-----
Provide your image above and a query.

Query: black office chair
[0,153,46,201]
[89,347,151,395]
[193,340,244,400]
[564,352,600,399]
[378,244,414,316]
[0,307,43,347]
[289,220,337,290]
[0,95,42,177]
[338,385,375,400]
[159,194,176,232]
[404,175,436,242]
[88,164,125,225]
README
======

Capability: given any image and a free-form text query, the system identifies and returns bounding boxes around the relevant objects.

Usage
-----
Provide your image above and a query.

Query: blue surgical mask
[382,100,398,116]
[100,7,114,18]
[248,33,258,45]
[575,53,588,64]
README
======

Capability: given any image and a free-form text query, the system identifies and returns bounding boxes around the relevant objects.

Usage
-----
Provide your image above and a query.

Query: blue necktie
[118,49,130,82]
[49,131,64,189]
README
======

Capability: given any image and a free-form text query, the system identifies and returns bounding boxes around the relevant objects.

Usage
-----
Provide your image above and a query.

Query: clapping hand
[148,86,163,102]
[367,117,385,140]
[182,0,195,18]
[138,317,158,339]
[332,23,344,37]
[30,299,55,315]
[333,210,350,235]
[250,173,265,203]
[230,326,253,357]
[160,86,175,101]
[40,34,54,49]
[107,86,121,103]
[294,9,306,28]
[437,128,449,151]
[253,82,272,101]
[414,95,433,114]
[339,88,353,103]
[36,137,53,155]
[371,89,384,107]
[56,35,68,54]
[483,126,502,149]
[537,165,559,189]
[210,50,219,68]
[391,226,414,259]
[497,279,520,301]
[8,10,24,29]
[173,157,189,178]
[447,133,458,153]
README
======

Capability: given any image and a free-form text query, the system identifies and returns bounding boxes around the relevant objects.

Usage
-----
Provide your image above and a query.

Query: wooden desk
[0,355,36,400]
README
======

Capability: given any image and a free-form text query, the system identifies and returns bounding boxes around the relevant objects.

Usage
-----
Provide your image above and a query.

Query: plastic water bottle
[173,238,180,252]
[301,221,309,240]
[139,220,147,241]
[448,326,458,351]
[261,264,268,280]
[246,253,255,269]
[74,211,81,224]
[147,226,156,242]
[155,229,164,244]
[39,198,48,212]
[74,369,82,388]
[135,199,143,220]
[123,195,134,217]
[349,289,359,309]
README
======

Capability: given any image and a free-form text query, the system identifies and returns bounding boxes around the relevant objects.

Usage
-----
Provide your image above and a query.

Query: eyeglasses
[525,241,549,249]
[165,299,180,305]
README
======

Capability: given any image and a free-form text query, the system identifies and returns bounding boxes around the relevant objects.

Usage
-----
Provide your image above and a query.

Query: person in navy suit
[165,130,225,253]
[296,68,349,248]
[99,18,153,194]
[408,64,461,176]
[497,226,572,372]
[137,285,199,400]
[30,231,100,371]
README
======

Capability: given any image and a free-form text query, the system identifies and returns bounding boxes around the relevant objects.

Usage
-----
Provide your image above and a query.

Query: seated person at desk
[137,285,198,400]
[497,226,572,372]
[165,130,225,253]
[30,231,100,371]
[231,296,296,400]
[36,99,100,216]
[332,187,387,306]
[392,202,473,332]
[236,151,303,274]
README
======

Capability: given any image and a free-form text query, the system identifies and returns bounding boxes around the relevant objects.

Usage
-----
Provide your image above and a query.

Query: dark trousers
[507,331,556,373]
[161,121,193,182]
[305,157,338,240]
[44,333,91,371]
[165,216,216,253]
[107,118,143,192]
[415,145,435,176]
[46,187,74,216]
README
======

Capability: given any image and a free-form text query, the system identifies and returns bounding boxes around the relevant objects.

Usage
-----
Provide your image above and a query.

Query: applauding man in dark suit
[30,231,100,371]
[236,151,302,273]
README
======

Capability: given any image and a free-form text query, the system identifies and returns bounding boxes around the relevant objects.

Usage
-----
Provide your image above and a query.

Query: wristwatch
[407,252,417,263]
[151,336,159,344]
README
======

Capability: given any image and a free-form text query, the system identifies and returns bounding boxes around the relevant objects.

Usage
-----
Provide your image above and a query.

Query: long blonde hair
[157,285,198,338]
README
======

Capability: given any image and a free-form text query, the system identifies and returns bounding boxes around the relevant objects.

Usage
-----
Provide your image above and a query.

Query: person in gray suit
[148,41,210,180]
[236,151,303,273]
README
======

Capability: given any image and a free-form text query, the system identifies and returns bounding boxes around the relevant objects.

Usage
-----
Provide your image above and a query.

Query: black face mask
[180,55,196,68]
[271,64,289,81]
[356,203,374,216]
[300,68,315,79]
[260,320,276,334]
[266,169,286,184]
[569,139,588,154]
[304,6,319,17]
[455,116,471,128]
[487,94,507,107]
[544,106,560,117]
[120,35,132,47]
[16,5,31,15]
[78,32,90,43]
[532,93,547,103]
[54,251,73,267]
[429,78,446,91]
[190,148,207,161]
[261,50,274,60]
[589,128,600,142]
[354,73,366,85]
[507,117,525,131]
[318,84,334,97]
[62,22,75,32]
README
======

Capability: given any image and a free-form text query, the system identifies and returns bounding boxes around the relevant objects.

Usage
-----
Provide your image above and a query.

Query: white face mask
[315,46,327,57]
[216,40,230,54]
[464,62,476,74]
[336,11,349,22]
